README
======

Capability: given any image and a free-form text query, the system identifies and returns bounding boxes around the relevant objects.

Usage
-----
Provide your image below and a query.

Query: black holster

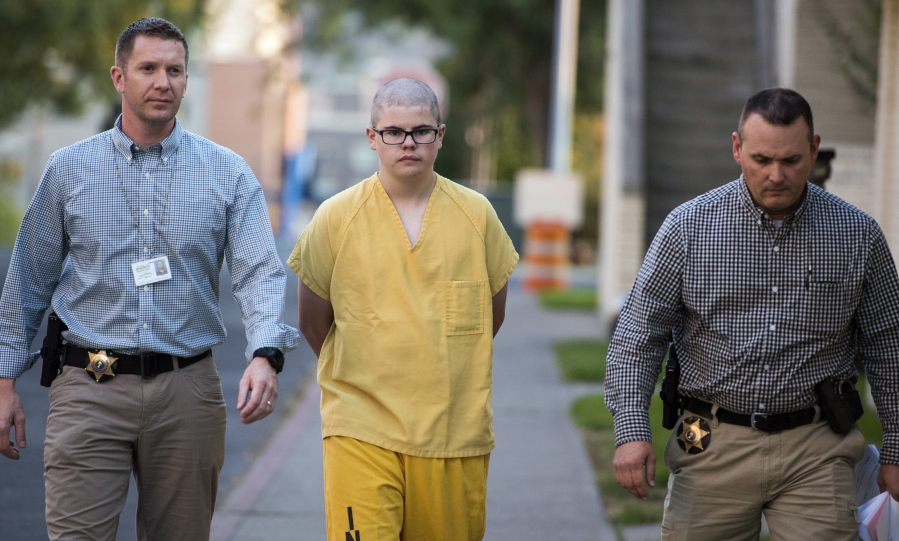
[39,312,68,387]
[815,377,863,434]
[660,343,682,430]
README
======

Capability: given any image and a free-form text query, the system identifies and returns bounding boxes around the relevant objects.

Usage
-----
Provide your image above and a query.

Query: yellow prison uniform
[287,174,519,458]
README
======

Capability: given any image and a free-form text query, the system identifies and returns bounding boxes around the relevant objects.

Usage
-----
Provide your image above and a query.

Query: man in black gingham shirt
[605,88,899,540]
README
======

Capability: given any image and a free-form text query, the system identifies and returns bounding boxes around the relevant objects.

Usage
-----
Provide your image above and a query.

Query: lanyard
[114,144,177,260]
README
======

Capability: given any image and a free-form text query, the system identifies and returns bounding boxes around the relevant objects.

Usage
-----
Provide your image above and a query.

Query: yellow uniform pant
[322,436,490,541]
[661,408,866,541]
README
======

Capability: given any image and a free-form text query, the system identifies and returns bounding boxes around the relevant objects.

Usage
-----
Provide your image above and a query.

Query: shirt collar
[737,174,811,224]
[111,115,182,162]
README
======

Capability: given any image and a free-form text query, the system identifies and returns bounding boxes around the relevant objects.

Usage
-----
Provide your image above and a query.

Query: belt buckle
[750,412,769,431]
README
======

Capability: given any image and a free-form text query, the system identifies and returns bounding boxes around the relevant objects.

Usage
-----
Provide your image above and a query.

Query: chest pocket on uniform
[796,266,857,335]
[445,280,485,335]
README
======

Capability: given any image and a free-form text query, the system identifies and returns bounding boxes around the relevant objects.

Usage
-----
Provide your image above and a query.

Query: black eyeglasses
[372,128,440,145]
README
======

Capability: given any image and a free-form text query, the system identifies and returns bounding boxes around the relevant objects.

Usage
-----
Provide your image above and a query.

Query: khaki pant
[661,407,866,541]
[322,436,490,541]
[44,356,226,541]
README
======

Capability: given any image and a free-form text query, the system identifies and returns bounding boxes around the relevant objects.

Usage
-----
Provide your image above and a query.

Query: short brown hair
[115,17,188,69]
[738,88,814,142]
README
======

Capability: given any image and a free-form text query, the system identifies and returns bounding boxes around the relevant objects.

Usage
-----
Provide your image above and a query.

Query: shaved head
[371,78,441,127]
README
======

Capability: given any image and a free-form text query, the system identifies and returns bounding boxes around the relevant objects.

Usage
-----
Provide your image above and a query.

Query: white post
[549,0,581,174]
[599,0,645,333]
[873,0,899,245]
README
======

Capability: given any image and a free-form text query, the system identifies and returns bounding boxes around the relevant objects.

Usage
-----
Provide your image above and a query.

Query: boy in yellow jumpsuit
[288,78,518,540]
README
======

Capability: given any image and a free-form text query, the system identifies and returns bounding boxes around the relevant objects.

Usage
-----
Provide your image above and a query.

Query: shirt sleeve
[483,202,519,296]
[854,222,899,464]
[286,203,336,302]
[604,213,686,446]
[225,159,300,359]
[0,159,69,378]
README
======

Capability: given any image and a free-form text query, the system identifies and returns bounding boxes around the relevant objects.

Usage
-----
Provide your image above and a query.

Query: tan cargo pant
[661,407,866,541]
[44,356,226,541]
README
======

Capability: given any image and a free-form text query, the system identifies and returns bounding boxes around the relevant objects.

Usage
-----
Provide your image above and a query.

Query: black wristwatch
[253,347,284,374]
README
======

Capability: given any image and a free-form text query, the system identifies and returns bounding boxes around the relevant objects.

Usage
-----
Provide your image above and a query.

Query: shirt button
[769,324,776,331]
[143,209,149,216]
[772,246,779,252]
[758,403,765,409]
[143,323,148,329]
[757,220,762,225]
[143,247,149,254]
[144,285,149,292]
[771,286,778,293]
[145,173,150,179]
[764,364,770,370]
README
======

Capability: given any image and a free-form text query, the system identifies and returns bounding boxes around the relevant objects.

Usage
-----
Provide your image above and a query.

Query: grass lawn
[571,393,670,526]
[555,338,608,382]
[537,287,597,310]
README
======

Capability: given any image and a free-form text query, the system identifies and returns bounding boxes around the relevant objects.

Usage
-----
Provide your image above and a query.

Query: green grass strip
[555,338,608,382]
[538,288,597,310]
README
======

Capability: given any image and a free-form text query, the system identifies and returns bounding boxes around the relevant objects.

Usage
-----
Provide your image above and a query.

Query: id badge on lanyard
[131,255,172,286]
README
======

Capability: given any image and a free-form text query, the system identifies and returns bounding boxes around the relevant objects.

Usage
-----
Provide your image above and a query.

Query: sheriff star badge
[676,416,711,454]
[85,350,118,382]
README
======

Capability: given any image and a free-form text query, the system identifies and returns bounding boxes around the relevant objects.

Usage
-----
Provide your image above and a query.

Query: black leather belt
[64,346,211,379]
[683,397,817,433]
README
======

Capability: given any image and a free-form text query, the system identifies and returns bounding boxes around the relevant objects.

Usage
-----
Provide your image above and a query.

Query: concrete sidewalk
[209,281,620,540]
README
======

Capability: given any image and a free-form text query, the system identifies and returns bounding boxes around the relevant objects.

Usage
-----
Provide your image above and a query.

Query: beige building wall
[206,62,286,229]
[874,0,899,244]
[792,0,878,145]
[792,0,879,217]
[204,0,299,233]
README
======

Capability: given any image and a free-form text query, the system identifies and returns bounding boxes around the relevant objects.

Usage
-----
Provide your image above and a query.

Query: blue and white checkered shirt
[605,178,899,463]
[0,117,299,379]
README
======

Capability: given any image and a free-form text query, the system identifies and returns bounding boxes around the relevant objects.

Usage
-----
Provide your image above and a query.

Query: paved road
[0,244,315,540]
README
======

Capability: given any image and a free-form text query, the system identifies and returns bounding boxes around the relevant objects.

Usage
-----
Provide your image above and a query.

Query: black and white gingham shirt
[605,177,899,463]
[0,117,299,379]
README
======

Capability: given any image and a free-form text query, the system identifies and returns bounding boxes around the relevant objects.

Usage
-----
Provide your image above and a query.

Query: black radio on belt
[814,377,864,434]
[40,312,68,387]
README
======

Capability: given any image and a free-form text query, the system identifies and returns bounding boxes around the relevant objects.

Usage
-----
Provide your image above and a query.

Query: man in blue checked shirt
[0,17,298,540]
[606,88,899,540]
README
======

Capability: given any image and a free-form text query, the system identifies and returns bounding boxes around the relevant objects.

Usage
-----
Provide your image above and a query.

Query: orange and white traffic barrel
[522,220,570,291]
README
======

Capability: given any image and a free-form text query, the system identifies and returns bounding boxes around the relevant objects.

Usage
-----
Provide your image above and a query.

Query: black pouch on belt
[814,377,864,434]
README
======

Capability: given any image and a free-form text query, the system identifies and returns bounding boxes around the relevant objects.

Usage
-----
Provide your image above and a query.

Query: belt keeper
[172,355,180,371]
[750,412,769,430]
[140,354,153,379]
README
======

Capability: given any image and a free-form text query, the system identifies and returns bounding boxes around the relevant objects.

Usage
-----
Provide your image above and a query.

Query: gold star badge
[86,350,118,382]
[677,416,711,454]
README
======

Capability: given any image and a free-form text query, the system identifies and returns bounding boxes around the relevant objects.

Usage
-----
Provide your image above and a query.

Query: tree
[0,0,206,129]
[294,0,606,182]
